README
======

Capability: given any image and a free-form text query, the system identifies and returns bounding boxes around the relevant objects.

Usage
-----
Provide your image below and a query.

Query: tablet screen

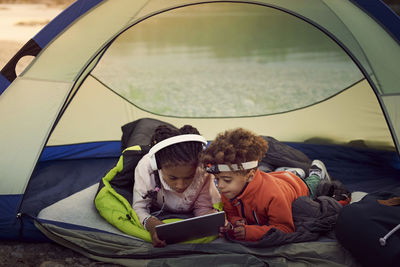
[155,211,225,244]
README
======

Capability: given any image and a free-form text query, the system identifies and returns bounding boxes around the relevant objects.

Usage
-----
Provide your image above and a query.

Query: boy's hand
[232,219,246,240]
[146,217,167,247]
[235,219,246,227]
[220,219,247,240]
[232,225,246,240]
[219,219,233,237]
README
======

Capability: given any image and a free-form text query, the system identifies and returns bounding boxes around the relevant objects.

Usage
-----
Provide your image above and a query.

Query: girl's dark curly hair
[202,128,268,169]
[151,124,203,169]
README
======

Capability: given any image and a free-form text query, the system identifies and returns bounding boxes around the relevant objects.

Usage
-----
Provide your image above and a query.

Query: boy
[202,128,329,241]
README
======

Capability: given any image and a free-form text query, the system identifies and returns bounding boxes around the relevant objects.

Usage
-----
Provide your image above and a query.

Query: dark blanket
[225,196,342,247]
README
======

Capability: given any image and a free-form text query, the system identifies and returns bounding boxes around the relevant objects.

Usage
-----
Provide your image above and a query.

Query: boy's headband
[148,134,207,171]
[205,161,258,174]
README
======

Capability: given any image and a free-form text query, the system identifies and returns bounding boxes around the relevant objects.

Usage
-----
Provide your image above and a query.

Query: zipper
[233,199,247,221]
[379,223,400,246]
[252,210,260,225]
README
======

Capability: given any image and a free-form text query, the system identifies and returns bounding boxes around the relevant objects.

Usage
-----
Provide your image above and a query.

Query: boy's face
[214,170,254,199]
[161,163,197,193]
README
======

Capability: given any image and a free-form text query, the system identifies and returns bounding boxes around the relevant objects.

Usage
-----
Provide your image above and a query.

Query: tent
[1,0,399,265]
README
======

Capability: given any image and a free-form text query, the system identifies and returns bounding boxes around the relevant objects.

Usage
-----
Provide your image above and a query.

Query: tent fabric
[34,219,360,267]
[20,157,118,216]
[48,79,393,148]
[1,0,399,199]
[39,141,121,162]
[0,0,399,265]
[351,0,400,43]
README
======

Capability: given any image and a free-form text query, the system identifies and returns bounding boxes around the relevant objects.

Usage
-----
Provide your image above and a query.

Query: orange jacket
[222,169,309,241]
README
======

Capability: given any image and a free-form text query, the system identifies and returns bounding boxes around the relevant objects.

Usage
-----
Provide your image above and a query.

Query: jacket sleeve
[244,194,295,241]
[132,155,156,225]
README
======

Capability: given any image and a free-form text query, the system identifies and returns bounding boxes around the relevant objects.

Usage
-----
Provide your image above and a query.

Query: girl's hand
[146,217,167,247]
[150,229,167,247]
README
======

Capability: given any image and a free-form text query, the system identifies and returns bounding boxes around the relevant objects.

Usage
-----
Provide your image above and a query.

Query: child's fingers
[235,220,245,226]
[152,231,166,247]
[153,239,166,247]
[233,226,244,233]
[219,225,230,233]
[233,226,246,240]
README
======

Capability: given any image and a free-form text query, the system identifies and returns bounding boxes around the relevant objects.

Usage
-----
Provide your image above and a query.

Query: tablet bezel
[155,211,225,244]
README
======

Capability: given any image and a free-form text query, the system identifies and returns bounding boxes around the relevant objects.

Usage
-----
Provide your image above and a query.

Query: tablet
[155,211,225,244]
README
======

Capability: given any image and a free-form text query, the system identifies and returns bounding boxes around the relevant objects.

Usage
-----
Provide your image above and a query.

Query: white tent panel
[325,0,400,95]
[382,95,400,149]
[49,79,393,150]
[48,76,136,145]
[0,78,72,194]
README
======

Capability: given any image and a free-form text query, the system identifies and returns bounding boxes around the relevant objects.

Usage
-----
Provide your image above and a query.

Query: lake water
[92,3,363,117]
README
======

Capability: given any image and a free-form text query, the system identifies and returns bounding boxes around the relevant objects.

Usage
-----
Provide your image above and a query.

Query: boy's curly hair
[202,128,269,167]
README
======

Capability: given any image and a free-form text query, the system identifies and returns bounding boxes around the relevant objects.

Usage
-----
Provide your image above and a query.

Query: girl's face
[160,163,197,193]
[214,170,255,199]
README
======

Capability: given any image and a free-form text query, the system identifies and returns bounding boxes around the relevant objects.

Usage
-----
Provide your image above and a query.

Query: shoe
[309,160,331,181]
[275,167,306,179]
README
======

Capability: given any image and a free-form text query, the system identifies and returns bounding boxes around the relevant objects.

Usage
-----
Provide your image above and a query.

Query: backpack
[335,186,400,267]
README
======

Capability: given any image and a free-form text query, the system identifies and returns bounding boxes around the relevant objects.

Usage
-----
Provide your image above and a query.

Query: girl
[132,125,220,247]
[202,128,329,242]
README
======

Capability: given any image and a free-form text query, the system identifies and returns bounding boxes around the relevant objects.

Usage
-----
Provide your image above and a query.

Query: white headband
[148,134,207,171]
[206,161,258,174]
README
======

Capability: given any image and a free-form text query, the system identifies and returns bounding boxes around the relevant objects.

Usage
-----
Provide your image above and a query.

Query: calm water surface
[93,3,362,117]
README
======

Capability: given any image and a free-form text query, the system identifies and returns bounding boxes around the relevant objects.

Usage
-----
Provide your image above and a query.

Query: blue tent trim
[0,74,10,95]
[39,141,121,161]
[0,195,47,241]
[33,0,104,49]
[0,195,22,226]
[351,0,400,44]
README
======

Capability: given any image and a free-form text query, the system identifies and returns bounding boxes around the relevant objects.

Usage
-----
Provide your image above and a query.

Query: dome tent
[0,0,399,265]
